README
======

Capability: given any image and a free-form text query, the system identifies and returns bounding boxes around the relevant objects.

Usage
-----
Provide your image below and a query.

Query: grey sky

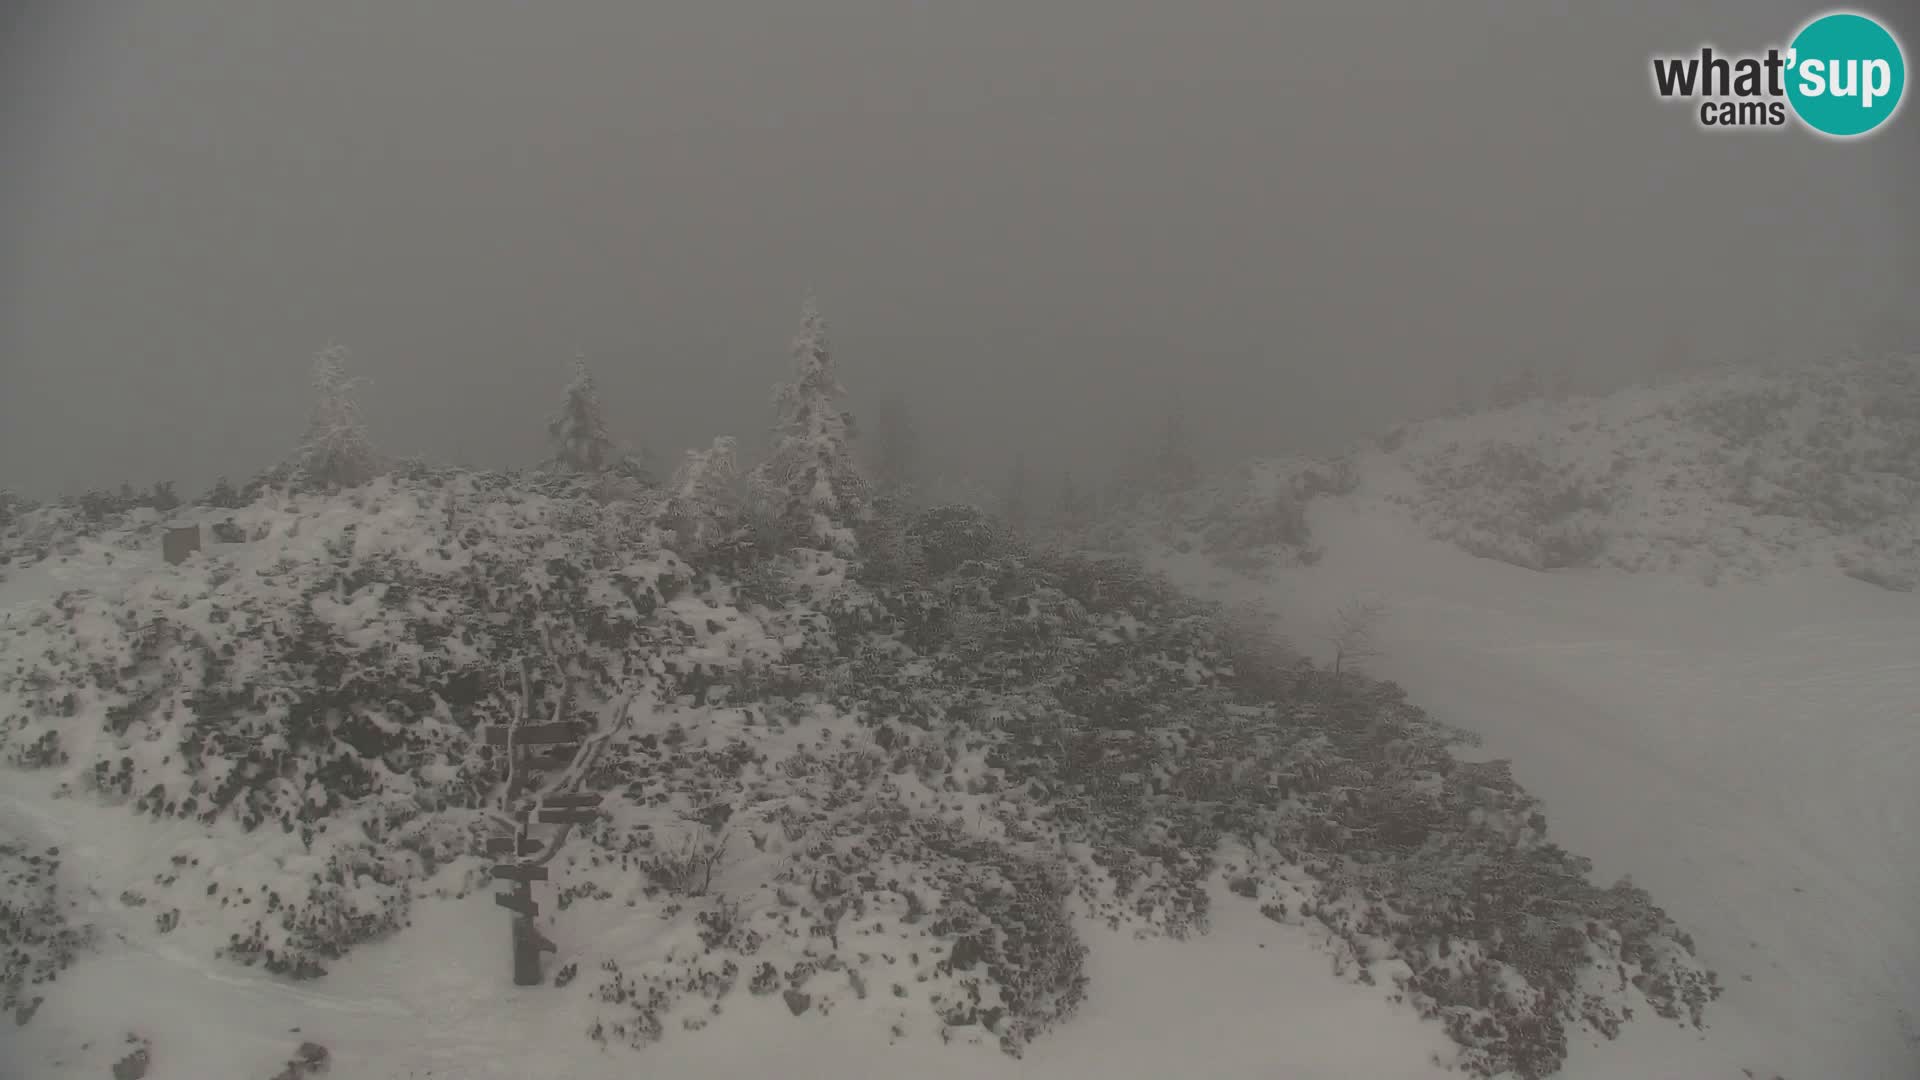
[2,0,1914,498]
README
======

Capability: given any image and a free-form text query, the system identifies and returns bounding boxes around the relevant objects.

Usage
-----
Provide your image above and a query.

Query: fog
[2,0,1914,498]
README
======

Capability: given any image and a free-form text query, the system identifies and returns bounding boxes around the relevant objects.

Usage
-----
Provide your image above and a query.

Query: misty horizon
[3,0,1915,500]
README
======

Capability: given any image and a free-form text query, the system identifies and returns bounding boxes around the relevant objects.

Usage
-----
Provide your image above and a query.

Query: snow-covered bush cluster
[1084,454,1354,575]
[1385,354,1920,586]
[1199,454,1358,567]
[1,473,695,975]
[826,519,1715,1077]
[1410,440,1618,571]
[0,300,1750,1078]
[1,840,94,1027]
[0,472,1720,1075]
[0,474,1086,1049]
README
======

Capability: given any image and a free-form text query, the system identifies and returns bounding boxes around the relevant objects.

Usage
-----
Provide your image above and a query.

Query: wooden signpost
[483,722,582,747]
[484,720,601,987]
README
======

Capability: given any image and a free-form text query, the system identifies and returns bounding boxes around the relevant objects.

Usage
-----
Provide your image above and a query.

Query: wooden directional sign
[535,808,600,826]
[494,890,538,917]
[485,835,544,857]
[490,863,549,883]
[540,792,603,809]
[484,722,582,747]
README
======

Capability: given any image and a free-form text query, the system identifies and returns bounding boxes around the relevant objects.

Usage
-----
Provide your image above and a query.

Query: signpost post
[483,721,604,986]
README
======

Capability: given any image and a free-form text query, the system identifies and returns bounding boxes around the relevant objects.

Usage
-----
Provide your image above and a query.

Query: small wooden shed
[163,524,202,565]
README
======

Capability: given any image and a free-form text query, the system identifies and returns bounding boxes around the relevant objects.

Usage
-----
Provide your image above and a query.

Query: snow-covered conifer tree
[292,346,380,490]
[548,357,617,473]
[749,297,869,546]
[665,435,741,550]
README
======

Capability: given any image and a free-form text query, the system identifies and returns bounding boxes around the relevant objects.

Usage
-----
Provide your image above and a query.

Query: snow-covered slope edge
[1157,495,1920,1080]
[2,474,1718,1079]
[1352,354,1920,587]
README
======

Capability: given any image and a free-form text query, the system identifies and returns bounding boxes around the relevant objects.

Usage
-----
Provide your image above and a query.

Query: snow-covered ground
[5,462,1917,1077]
[0,778,1457,1080]
[0,710,1459,1080]
[1168,494,1920,1079]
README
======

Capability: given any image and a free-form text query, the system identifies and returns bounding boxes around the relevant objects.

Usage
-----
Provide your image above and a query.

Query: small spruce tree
[749,297,870,547]
[548,357,617,473]
[665,436,741,552]
[292,346,380,490]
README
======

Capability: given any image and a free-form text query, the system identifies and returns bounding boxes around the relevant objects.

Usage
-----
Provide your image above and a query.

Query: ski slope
[1167,493,1920,1079]
[5,489,1918,1078]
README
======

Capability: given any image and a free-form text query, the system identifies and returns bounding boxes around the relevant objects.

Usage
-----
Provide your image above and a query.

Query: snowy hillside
[0,466,1724,1080]
[1324,355,1920,588]
[1160,497,1920,1080]
[8,352,1918,1080]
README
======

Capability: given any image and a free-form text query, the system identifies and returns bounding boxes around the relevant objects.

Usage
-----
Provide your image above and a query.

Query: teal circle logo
[1786,12,1906,137]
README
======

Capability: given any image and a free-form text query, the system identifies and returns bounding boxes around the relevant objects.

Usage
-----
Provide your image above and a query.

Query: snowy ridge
[0,472,1724,1079]
[1334,355,1920,586]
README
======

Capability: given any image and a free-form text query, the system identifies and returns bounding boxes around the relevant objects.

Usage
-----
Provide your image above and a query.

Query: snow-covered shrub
[1839,557,1917,592]
[835,547,1716,1076]
[1390,355,1920,586]
[197,476,249,510]
[0,468,1716,1074]
[906,504,1010,577]
[1410,441,1617,571]
[1168,456,1351,572]
[1202,489,1309,557]
[662,436,742,557]
[0,840,95,1025]
[69,482,180,522]
[1306,750,1718,1079]
[0,476,695,977]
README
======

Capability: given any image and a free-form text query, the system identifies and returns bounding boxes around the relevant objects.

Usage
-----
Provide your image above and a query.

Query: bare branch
[1324,598,1387,675]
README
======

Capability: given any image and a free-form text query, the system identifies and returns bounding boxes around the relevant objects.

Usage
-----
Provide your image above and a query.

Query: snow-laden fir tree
[548,357,617,473]
[749,297,869,547]
[664,435,741,552]
[292,346,380,490]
